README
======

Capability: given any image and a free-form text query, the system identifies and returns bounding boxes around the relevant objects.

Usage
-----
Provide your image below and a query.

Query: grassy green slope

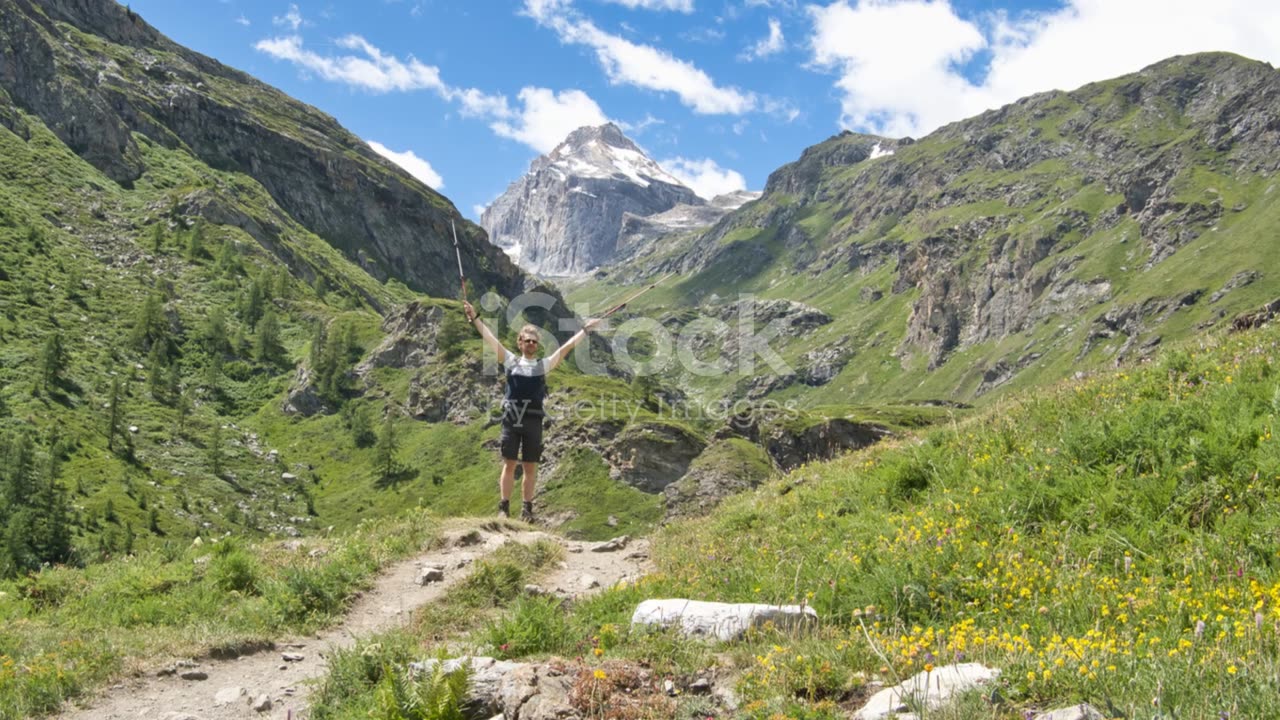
[567,54,1280,412]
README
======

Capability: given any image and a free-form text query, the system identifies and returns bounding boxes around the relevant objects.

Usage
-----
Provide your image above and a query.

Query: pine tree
[309,320,327,370]
[215,240,241,276]
[374,413,401,482]
[149,222,165,253]
[200,308,229,355]
[184,219,206,261]
[240,276,265,329]
[254,308,284,364]
[176,385,194,436]
[38,330,67,392]
[2,432,36,509]
[147,344,170,401]
[30,467,72,567]
[272,267,291,299]
[106,372,125,453]
[130,292,168,352]
[342,402,376,448]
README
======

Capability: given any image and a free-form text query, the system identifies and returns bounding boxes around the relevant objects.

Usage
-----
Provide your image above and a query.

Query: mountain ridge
[481,122,703,275]
[0,0,525,300]
[568,51,1280,406]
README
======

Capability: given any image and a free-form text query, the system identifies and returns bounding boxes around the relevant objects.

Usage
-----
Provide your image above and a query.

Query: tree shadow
[374,465,420,489]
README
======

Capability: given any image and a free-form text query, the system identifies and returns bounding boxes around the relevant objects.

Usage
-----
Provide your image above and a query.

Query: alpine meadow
[2,1,1280,719]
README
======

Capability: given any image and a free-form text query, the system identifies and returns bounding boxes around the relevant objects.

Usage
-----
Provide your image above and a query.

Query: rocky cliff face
[0,0,525,299]
[481,123,702,275]
[616,191,761,256]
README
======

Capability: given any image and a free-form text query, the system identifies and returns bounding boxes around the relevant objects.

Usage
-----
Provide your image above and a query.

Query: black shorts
[500,412,544,463]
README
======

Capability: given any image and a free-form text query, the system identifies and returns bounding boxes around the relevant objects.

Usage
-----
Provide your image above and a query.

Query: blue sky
[123,1,1280,222]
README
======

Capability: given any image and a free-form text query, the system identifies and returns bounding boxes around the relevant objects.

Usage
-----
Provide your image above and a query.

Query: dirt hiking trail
[55,521,653,720]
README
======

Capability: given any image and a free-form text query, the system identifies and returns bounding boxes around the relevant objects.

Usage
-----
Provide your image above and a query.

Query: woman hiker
[463,301,602,521]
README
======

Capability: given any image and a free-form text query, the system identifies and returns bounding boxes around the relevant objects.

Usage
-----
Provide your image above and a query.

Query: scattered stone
[281,472,298,481]
[591,536,629,552]
[279,665,288,671]
[161,714,203,720]
[578,575,601,591]
[524,584,547,596]
[128,425,139,433]
[567,545,583,554]
[852,663,1000,720]
[606,515,619,527]
[664,679,677,696]
[156,666,177,677]
[251,694,273,712]
[690,677,712,693]
[1034,704,1105,720]
[214,686,245,705]
[631,599,819,642]
[282,653,304,662]
[179,670,208,681]
[417,566,445,585]
[499,663,576,720]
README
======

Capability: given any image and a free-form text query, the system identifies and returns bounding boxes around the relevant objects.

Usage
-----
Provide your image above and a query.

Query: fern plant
[371,653,471,720]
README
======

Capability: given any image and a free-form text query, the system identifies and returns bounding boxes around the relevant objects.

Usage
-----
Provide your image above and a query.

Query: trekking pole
[599,273,672,319]
[451,219,469,304]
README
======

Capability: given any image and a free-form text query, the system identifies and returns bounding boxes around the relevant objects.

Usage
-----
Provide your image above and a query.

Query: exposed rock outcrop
[481,123,702,275]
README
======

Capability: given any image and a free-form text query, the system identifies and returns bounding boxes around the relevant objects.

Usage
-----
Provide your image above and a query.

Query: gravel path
[55,523,652,720]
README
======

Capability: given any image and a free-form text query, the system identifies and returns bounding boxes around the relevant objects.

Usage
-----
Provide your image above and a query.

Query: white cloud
[659,156,748,199]
[525,1,756,114]
[235,14,250,26]
[254,32,616,155]
[255,34,448,92]
[491,87,611,153]
[808,0,1280,138]
[598,0,695,12]
[742,17,785,60]
[367,141,445,189]
[273,4,303,30]
[619,113,665,135]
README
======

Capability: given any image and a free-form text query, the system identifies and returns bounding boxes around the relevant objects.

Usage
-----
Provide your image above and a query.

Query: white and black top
[502,354,549,417]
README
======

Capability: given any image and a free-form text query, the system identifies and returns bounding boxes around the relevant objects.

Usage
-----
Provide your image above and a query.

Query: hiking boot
[498,499,510,519]
[520,501,534,523]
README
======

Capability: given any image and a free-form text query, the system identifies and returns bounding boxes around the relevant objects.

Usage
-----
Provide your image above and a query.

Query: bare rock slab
[631,599,818,641]
[213,686,245,705]
[853,663,1000,720]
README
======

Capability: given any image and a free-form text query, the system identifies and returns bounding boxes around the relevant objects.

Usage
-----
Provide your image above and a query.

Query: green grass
[0,511,440,719]
[539,448,663,540]
[522,321,1280,718]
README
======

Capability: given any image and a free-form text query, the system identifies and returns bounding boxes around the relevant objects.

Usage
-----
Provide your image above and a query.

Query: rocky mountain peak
[482,124,703,275]
[560,122,634,151]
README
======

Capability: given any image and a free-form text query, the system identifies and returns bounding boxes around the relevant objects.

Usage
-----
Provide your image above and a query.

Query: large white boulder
[630,599,818,642]
[853,663,1000,720]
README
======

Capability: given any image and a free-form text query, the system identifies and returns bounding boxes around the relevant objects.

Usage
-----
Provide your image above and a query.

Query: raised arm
[463,301,508,364]
[545,317,602,372]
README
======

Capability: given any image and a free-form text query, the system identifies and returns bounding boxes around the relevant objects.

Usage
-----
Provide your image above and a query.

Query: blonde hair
[517,324,541,344]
